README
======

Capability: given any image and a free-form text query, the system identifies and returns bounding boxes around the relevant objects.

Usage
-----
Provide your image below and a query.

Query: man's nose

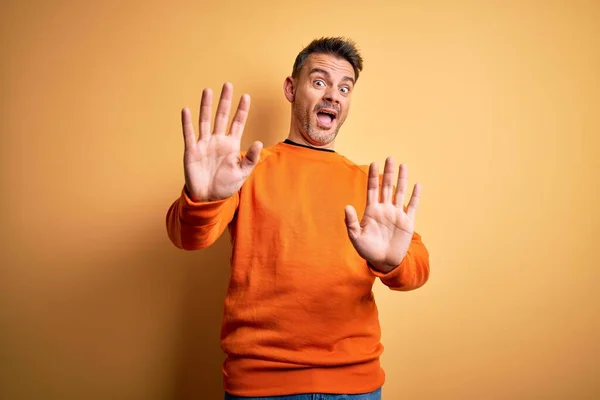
[324,87,340,104]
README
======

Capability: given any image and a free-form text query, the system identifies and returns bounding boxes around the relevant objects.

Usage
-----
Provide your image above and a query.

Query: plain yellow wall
[1,1,598,399]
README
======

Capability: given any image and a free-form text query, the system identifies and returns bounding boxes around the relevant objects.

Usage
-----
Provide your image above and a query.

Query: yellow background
[1,1,598,399]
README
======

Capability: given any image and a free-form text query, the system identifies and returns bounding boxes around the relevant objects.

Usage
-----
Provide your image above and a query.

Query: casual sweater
[166,140,430,397]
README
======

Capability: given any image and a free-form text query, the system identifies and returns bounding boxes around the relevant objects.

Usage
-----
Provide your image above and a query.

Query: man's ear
[283,76,295,103]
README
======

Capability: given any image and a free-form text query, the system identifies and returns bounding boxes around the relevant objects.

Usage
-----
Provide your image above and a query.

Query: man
[166,37,430,400]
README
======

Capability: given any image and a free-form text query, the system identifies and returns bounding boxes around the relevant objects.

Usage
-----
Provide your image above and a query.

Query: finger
[367,162,379,205]
[381,157,395,203]
[230,94,251,139]
[344,205,361,241]
[181,107,196,150]
[406,182,421,220]
[213,82,233,134]
[394,163,408,207]
[240,141,263,174]
[199,88,213,141]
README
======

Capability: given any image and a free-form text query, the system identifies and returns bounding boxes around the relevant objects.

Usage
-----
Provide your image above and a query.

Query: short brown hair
[291,37,364,82]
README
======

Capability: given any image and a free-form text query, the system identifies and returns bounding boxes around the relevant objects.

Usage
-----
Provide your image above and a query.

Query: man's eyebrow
[309,68,355,85]
[341,76,355,85]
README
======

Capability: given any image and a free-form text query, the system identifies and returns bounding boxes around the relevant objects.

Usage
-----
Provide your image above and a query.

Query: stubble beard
[294,105,341,147]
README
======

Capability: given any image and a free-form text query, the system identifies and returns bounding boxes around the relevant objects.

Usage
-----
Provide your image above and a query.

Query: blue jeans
[224,388,381,400]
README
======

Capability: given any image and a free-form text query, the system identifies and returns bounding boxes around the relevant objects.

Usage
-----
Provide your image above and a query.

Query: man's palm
[345,160,421,273]
[182,83,262,202]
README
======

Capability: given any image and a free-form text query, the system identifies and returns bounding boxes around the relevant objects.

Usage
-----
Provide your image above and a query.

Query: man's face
[286,53,356,147]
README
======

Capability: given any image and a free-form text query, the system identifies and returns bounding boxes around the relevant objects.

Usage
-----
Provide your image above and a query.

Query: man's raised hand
[181,82,262,202]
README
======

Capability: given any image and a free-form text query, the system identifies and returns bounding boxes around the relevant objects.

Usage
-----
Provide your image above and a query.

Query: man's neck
[286,125,336,151]
[283,138,336,153]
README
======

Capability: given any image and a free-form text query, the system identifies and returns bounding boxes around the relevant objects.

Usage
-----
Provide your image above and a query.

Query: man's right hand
[181,82,263,202]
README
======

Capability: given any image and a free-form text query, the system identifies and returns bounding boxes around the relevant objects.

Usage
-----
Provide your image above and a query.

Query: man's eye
[314,80,325,87]
[340,87,349,94]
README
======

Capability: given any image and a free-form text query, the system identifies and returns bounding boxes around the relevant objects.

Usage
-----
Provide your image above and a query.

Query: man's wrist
[368,260,399,274]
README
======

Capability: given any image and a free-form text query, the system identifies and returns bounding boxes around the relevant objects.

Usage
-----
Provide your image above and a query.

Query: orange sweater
[166,140,430,397]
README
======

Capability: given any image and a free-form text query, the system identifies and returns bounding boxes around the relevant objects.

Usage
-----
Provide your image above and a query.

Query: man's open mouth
[316,109,338,127]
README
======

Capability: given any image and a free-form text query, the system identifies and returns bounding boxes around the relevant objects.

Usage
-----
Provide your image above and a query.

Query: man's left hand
[344,158,421,274]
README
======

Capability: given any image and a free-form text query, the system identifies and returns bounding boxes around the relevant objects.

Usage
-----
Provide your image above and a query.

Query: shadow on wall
[169,235,232,400]
[170,83,286,400]
[2,228,234,400]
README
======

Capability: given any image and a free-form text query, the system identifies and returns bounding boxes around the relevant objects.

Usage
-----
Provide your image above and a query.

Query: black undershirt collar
[283,139,336,153]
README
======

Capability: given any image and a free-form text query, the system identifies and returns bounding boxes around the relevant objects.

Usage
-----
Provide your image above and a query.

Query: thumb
[240,141,263,173]
[344,205,361,241]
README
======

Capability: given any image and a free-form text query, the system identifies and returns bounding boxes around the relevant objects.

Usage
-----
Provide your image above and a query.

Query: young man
[166,37,430,400]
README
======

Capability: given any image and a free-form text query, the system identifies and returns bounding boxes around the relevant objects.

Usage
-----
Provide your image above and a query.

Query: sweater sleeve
[165,186,239,250]
[368,230,430,291]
